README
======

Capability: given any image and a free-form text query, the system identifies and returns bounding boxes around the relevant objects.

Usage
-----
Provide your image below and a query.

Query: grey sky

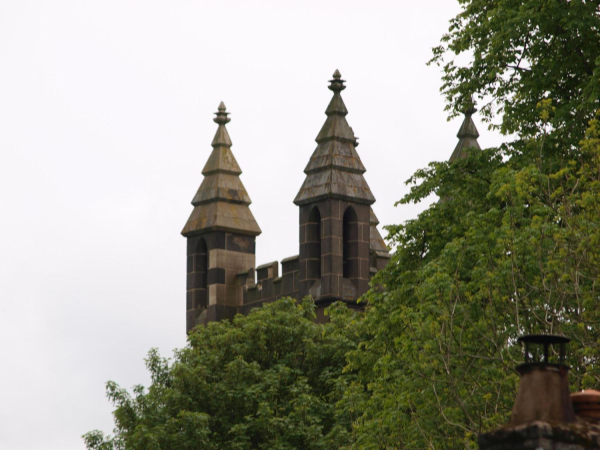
[0,1,504,448]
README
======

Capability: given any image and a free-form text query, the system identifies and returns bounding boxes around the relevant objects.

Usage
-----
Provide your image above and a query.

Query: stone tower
[181,102,261,332]
[294,70,376,308]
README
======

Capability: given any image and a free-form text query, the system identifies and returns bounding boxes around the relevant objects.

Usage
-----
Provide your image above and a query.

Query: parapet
[236,246,390,317]
[238,256,301,316]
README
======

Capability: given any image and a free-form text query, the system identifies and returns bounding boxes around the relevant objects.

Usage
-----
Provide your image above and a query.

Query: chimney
[477,335,600,449]
[572,389,600,422]
[509,334,575,425]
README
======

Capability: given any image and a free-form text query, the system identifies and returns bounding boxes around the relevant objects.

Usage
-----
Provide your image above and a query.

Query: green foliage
[87,3,600,449]
[83,298,359,450]
[339,1,600,446]
[340,114,600,448]
[430,0,600,147]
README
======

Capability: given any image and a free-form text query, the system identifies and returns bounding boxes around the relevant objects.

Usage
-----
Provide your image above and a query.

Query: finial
[464,105,477,116]
[460,97,477,116]
[329,69,346,92]
[214,101,231,125]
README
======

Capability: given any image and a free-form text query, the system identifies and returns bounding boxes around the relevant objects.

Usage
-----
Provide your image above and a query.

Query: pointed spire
[182,103,261,237]
[294,71,375,205]
[203,102,240,175]
[210,101,234,151]
[449,103,481,163]
[457,105,479,139]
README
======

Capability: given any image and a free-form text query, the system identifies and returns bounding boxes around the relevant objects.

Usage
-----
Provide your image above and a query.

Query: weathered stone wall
[299,199,371,304]
[186,231,256,329]
[238,256,301,315]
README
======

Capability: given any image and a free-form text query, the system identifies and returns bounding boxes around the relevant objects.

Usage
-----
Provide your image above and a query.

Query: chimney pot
[510,334,576,425]
[572,389,600,421]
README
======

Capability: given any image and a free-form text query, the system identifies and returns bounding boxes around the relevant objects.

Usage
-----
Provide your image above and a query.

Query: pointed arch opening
[343,206,358,279]
[307,206,321,279]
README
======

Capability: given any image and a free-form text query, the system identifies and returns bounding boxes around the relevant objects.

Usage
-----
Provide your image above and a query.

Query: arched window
[343,207,358,279]
[194,238,208,309]
[307,206,321,279]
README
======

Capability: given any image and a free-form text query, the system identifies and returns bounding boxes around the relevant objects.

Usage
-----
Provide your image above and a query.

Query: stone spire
[181,102,261,237]
[294,70,375,205]
[449,104,481,163]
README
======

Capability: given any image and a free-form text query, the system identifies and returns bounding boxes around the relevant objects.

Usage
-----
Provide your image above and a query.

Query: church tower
[294,70,376,307]
[181,102,261,332]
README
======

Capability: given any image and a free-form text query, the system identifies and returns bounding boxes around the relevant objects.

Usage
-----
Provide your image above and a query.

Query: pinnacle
[324,90,349,117]
[295,72,375,206]
[182,103,261,237]
[449,106,481,163]
[457,109,480,139]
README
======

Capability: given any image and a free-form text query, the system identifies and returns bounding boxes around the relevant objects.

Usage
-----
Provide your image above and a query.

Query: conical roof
[294,70,375,206]
[182,103,261,237]
[449,106,481,163]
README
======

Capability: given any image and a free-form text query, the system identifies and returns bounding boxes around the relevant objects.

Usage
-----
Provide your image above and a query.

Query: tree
[342,113,600,449]
[431,0,600,147]
[86,3,600,448]
[83,298,359,450]
[341,1,600,447]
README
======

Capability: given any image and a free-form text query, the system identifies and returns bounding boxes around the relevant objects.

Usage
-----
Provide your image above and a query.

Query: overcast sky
[0,1,506,449]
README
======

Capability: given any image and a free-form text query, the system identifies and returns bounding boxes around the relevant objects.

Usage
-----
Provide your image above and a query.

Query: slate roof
[182,102,261,237]
[294,70,375,206]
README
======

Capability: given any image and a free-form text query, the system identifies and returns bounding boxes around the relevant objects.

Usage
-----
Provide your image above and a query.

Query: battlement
[235,246,391,320]
[235,256,301,315]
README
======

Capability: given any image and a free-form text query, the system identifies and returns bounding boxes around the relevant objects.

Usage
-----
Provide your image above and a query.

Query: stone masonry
[181,71,478,331]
